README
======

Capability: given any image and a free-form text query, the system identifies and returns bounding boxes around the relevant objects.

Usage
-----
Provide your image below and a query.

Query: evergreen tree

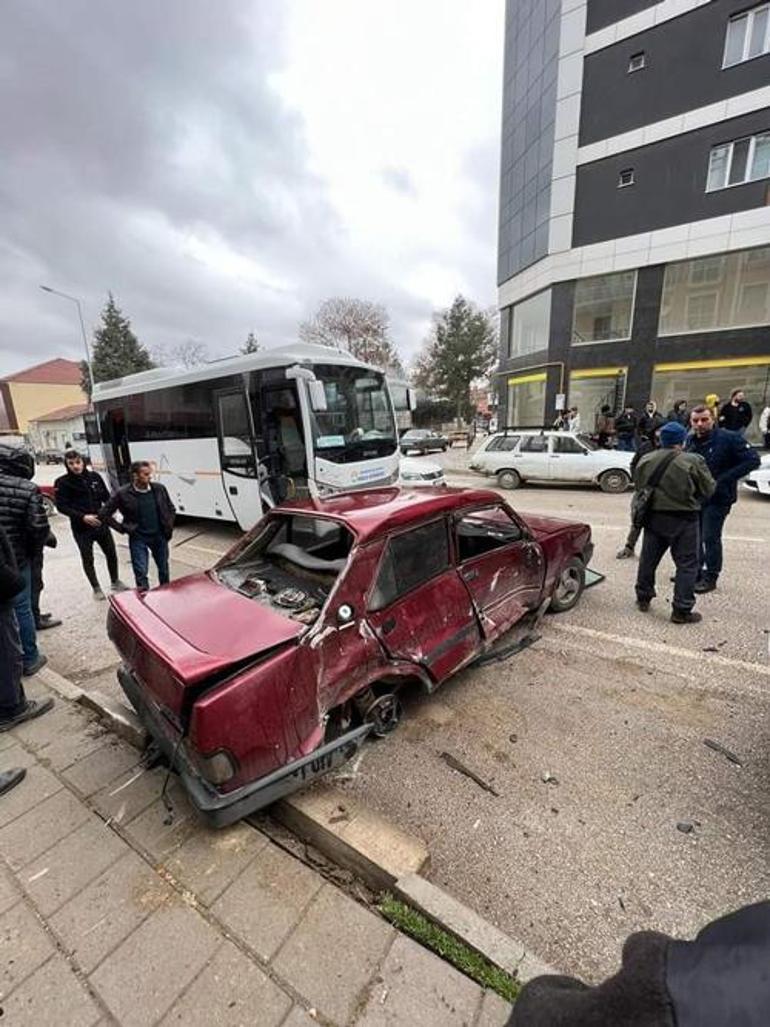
[412,296,497,421]
[82,294,153,396]
[240,331,260,354]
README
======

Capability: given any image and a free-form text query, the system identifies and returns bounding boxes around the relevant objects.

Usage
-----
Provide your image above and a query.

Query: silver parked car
[469,429,634,493]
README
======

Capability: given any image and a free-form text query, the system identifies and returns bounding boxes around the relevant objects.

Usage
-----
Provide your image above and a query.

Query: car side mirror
[337,603,354,625]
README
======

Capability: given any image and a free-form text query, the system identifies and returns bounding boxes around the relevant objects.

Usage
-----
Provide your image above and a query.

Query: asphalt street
[32,451,770,981]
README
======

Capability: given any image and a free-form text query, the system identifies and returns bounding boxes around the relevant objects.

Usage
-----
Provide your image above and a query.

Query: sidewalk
[0,676,512,1026]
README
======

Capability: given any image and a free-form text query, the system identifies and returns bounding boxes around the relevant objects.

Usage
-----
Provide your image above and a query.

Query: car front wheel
[497,469,521,490]
[549,557,585,613]
[599,469,630,493]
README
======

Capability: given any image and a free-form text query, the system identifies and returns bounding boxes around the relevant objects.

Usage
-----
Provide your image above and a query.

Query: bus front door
[101,407,131,488]
[215,388,263,530]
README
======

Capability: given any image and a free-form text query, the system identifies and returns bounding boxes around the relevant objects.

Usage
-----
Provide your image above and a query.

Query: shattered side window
[369,519,449,610]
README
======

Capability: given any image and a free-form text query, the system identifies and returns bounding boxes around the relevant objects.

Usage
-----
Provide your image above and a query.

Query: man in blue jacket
[686,404,760,593]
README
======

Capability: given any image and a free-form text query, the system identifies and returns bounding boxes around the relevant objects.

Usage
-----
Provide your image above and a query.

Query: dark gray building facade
[497,0,770,438]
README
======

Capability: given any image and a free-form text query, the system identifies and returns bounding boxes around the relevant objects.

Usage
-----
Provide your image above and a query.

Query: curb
[38,666,148,750]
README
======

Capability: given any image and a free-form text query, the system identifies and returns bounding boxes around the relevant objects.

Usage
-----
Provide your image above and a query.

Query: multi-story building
[497,0,770,439]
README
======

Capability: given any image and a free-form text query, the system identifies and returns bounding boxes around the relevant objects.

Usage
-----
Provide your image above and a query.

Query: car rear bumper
[117,665,373,829]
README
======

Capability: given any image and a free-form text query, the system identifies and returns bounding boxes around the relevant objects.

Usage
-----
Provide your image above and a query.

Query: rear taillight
[186,746,238,785]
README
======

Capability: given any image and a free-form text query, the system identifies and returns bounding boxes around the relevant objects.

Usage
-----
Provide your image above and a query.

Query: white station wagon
[469,429,634,493]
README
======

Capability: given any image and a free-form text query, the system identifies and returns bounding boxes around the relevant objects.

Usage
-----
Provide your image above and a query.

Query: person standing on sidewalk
[718,388,753,435]
[634,421,715,624]
[55,450,128,600]
[98,461,176,592]
[0,524,54,733]
[0,444,50,675]
[614,405,637,452]
[638,400,663,445]
[760,402,770,449]
[686,405,760,593]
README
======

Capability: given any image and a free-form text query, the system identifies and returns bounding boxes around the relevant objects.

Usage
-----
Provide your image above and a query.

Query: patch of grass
[379,894,519,1004]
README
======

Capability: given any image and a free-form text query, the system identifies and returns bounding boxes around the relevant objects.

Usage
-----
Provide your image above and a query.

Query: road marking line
[550,623,770,679]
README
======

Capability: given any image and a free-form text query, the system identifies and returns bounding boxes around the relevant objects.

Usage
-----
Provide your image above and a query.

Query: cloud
[0,0,503,376]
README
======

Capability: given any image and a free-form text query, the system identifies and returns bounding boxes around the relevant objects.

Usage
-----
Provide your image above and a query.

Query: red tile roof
[29,402,90,424]
[2,358,83,385]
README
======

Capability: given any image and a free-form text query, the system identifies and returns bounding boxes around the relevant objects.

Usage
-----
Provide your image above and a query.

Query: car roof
[274,486,502,543]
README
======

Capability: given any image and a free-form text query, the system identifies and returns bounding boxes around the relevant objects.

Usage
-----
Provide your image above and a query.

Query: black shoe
[636,599,651,612]
[36,617,62,630]
[616,547,635,560]
[0,698,54,733]
[22,654,48,677]
[694,579,717,594]
[0,768,26,795]
[671,610,702,624]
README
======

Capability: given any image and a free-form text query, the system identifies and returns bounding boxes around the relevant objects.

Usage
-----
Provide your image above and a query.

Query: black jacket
[0,525,24,603]
[638,410,664,439]
[685,427,760,506]
[614,412,637,435]
[509,901,770,1027]
[718,400,752,431]
[55,468,113,535]
[0,445,50,569]
[99,482,176,539]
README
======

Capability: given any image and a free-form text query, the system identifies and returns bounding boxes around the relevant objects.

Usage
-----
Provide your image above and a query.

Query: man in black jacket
[0,525,53,732]
[55,450,127,600]
[0,444,50,675]
[98,461,176,591]
[718,388,753,434]
[614,406,637,452]
[686,405,760,592]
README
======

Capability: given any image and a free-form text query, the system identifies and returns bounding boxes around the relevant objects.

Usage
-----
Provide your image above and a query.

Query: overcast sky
[0,0,503,377]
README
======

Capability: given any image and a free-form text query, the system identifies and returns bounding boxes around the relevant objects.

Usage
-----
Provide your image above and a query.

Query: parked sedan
[107,486,593,826]
[398,456,446,487]
[400,429,449,454]
[470,429,633,493]
[743,453,770,497]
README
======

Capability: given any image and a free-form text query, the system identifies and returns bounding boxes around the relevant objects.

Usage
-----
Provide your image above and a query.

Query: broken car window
[456,507,523,562]
[369,519,449,610]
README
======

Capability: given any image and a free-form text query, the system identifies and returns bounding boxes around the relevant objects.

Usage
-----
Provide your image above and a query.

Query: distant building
[27,402,90,455]
[497,1,770,437]
[0,358,85,439]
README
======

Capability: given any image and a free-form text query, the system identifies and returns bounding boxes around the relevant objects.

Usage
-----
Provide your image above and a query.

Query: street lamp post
[39,285,94,396]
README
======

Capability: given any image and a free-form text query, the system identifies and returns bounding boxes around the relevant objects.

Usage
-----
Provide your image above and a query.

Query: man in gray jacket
[634,421,715,624]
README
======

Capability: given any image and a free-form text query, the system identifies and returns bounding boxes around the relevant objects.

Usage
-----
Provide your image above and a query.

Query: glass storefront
[659,246,770,335]
[568,369,627,429]
[507,372,546,427]
[572,271,636,343]
[510,290,551,359]
[651,360,770,442]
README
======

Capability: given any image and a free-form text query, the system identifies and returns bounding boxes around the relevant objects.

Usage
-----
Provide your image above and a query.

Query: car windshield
[576,433,598,451]
[403,430,427,439]
[309,364,398,463]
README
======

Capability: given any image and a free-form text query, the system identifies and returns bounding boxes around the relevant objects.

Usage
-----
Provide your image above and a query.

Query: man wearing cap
[633,421,715,624]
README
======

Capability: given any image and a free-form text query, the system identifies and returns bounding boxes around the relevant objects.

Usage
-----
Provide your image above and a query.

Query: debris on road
[676,821,695,834]
[541,771,559,786]
[703,738,743,767]
[702,640,728,653]
[440,752,500,796]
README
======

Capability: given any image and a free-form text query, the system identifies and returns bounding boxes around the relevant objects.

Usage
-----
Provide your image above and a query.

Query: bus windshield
[310,365,397,462]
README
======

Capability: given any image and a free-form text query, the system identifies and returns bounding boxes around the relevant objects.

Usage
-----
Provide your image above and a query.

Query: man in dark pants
[30,524,61,630]
[634,421,715,624]
[55,450,128,600]
[0,444,50,675]
[98,461,176,591]
[686,405,760,593]
[0,524,54,733]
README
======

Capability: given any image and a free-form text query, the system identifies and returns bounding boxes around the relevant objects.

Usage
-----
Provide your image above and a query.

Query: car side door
[453,505,545,644]
[548,434,593,482]
[515,434,549,480]
[366,518,481,684]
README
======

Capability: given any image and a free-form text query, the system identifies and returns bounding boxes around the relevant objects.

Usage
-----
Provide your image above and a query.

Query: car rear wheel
[549,557,585,613]
[496,469,521,490]
[599,469,630,494]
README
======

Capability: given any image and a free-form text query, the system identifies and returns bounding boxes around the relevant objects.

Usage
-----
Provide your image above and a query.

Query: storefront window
[507,374,546,427]
[510,290,551,358]
[568,371,627,429]
[572,271,636,344]
[659,246,770,335]
[651,361,770,443]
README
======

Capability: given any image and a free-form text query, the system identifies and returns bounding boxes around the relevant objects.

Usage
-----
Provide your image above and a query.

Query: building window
[572,271,636,344]
[659,246,770,335]
[706,133,770,190]
[568,370,627,425]
[628,52,646,72]
[509,289,551,359]
[618,168,635,188]
[506,373,546,427]
[723,3,770,67]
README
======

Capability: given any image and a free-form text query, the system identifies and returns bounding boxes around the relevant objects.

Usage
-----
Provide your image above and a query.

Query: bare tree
[299,297,402,371]
[152,339,209,368]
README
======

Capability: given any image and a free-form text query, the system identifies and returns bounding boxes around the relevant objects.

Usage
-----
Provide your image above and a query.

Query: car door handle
[462,569,479,582]
[381,617,396,635]
[229,486,239,495]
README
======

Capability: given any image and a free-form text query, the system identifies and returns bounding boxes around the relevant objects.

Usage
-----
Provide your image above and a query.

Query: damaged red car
[107,487,592,826]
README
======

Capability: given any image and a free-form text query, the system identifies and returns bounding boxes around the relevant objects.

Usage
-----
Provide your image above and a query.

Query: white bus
[87,344,400,530]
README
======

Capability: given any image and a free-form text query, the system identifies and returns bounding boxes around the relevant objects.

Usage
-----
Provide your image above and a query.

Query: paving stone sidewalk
[0,680,512,1026]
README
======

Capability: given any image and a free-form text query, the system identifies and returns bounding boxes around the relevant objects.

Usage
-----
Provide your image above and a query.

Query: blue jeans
[699,502,731,583]
[11,565,39,669]
[617,434,635,452]
[129,533,170,591]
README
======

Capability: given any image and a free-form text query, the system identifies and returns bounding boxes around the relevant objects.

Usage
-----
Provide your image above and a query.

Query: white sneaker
[93,587,106,601]
[111,580,129,593]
